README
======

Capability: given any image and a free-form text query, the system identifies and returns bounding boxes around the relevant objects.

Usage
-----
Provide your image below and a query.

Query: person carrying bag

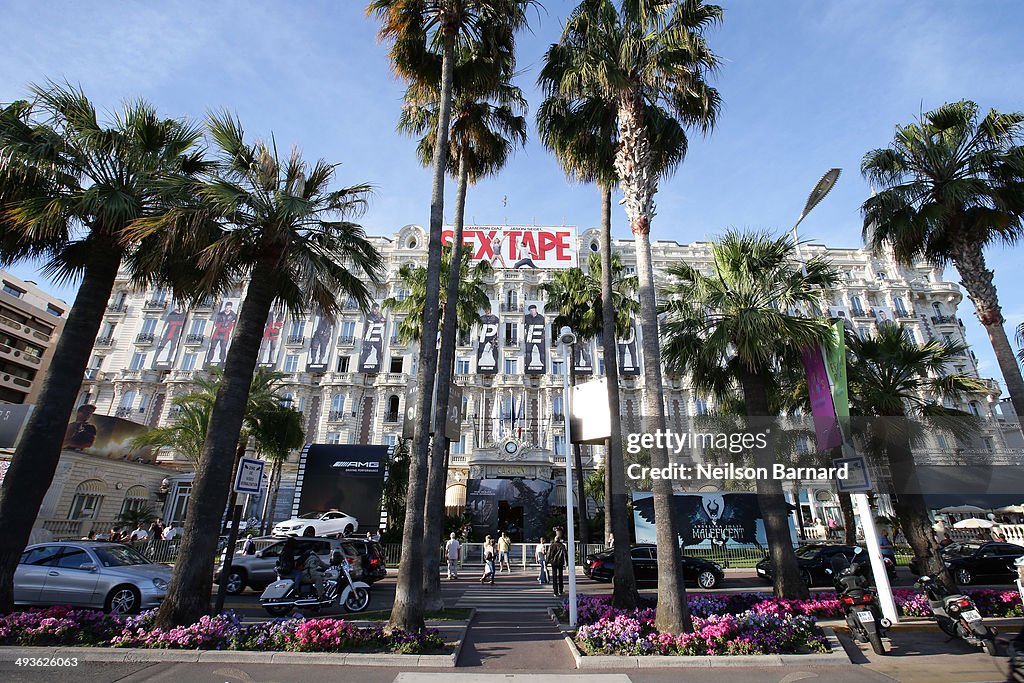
[546,532,568,597]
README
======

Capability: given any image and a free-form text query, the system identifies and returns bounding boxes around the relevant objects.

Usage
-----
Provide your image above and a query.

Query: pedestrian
[497,531,512,572]
[445,532,461,580]
[547,531,568,597]
[82,530,96,540]
[606,532,614,547]
[879,530,896,563]
[536,537,548,584]
[480,535,496,584]
[827,517,837,539]
[129,523,148,543]
[242,534,256,555]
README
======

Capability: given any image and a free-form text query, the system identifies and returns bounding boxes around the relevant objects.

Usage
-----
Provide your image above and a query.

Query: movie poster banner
[466,477,555,541]
[523,301,546,374]
[443,225,578,270]
[293,444,388,532]
[63,408,156,464]
[258,304,286,367]
[632,491,796,548]
[306,310,334,372]
[476,312,499,375]
[151,305,187,369]
[574,339,593,375]
[205,298,240,368]
[617,319,640,376]
[358,303,386,374]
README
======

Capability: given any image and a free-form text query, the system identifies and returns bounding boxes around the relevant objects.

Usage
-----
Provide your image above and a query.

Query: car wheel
[303,526,316,537]
[224,568,247,595]
[106,585,141,615]
[803,570,815,587]
[344,524,354,536]
[697,570,718,589]
[956,568,972,585]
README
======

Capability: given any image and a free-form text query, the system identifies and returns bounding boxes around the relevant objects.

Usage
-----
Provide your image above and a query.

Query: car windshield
[795,545,827,559]
[946,542,982,556]
[92,544,151,567]
[297,512,325,519]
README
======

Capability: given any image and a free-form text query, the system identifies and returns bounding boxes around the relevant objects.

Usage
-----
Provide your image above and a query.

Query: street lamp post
[791,168,841,272]
[559,325,579,629]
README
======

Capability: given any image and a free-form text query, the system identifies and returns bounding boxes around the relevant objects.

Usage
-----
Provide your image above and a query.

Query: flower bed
[0,607,447,655]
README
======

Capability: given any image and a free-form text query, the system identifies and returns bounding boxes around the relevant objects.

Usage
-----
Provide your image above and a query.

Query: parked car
[756,543,897,587]
[272,510,359,537]
[339,537,387,584]
[15,541,171,614]
[583,544,725,589]
[909,541,1024,585]
[215,536,364,594]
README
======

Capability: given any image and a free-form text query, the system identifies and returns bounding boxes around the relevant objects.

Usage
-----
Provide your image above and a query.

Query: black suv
[910,541,1024,585]
[756,543,897,587]
[340,538,387,584]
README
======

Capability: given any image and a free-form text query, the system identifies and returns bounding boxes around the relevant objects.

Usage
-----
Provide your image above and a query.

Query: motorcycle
[828,550,890,655]
[259,550,371,617]
[914,574,998,656]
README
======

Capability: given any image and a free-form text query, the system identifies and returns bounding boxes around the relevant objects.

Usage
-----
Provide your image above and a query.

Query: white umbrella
[953,518,995,529]
[995,505,1024,514]
[938,505,989,514]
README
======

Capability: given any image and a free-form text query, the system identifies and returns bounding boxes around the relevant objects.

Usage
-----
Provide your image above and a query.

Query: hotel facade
[74,224,1004,533]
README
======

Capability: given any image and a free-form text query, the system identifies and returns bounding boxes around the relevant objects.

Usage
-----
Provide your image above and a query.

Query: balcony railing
[95,336,116,347]
[384,411,400,423]
[106,302,128,313]
[328,410,354,421]
[500,303,522,312]
[135,333,155,344]
[337,335,355,346]
[932,315,957,325]
[185,333,205,345]
[195,297,214,310]
[504,338,519,347]
[286,335,305,345]
[143,299,167,311]
[115,406,134,418]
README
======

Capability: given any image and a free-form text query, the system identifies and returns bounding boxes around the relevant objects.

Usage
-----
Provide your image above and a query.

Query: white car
[272,510,359,537]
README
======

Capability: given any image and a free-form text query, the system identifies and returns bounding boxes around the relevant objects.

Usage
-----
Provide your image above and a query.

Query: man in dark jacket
[546,532,569,597]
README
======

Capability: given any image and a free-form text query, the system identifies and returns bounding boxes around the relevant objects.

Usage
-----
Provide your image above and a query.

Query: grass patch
[352,608,473,622]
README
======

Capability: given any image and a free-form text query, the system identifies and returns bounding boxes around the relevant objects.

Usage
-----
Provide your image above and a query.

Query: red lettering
[506,231,521,260]
[441,230,454,246]
[538,231,557,260]
[475,231,498,259]
[554,231,571,262]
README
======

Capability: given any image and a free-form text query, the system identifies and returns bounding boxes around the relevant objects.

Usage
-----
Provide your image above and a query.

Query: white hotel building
[76,224,1003,530]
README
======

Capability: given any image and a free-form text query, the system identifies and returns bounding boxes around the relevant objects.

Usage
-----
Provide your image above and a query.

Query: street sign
[834,454,871,492]
[234,457,264,495]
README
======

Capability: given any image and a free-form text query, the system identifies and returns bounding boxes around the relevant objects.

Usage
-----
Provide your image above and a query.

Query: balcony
[0,372,32,392]
[384,411,400,423]
[286,335,305,345]
[83,368,100,380]
[500,302,522,312]
[143,299,168,311]
[95,336,116,347]
[932,315,957,325]
[850,308,867,318]
[328,410,355,421]
[135,333,155,344]
[114,406,134,418]
[194,296,214,311]
[337,336,355,346]
[553,414,565,423]
[170,370,195,380]
[504,338,519,347]
[121,369,142,379]
[0,343,40,366]
[105,302,128,314]
[185,333,204,345]
[0,314,52,343]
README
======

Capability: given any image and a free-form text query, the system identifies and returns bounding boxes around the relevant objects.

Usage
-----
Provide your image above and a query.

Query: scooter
[260,550,371,617]
[828,550,890,655]
[915,573,998,655]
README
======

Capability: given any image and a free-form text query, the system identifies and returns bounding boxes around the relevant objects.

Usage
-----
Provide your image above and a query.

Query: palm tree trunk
[389,30,455,635]
[739,369,809,599]
[567,350,591,545]
[616,95,691,633]
[0,248,121,612]
[839,490,857,545]
[598,182,639,610]
[155,255,280,628]
[951,241,1024,432]
[262,459,283,535]
[422,152,469,612]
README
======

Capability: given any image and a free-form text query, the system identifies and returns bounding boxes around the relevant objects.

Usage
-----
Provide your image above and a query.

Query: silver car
[216,537,357,594]
[15,541,171,614]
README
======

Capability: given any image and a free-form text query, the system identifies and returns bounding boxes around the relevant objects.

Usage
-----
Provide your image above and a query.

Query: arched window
[968,401,981,417]
[851,296,864,316]
[119,485,150,517]
[894,297,908,317]
[932,302,943,317]
[279,392,294,408]
[69,479,107,520]
[694,399,708,416]
[387,395,400,421]
[331,393,346,414]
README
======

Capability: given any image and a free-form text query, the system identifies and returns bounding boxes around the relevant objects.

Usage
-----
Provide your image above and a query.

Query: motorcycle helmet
[331,550,345,566]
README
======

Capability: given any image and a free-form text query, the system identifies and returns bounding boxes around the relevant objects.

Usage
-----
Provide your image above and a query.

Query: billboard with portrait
[205,298,240,368]
[523,302,546,374]
[443,225,578,269]
[466,477,555,541]
[258,304,286,367]
[151,305,187,369]
[306,310,334,372]
[476,312,499,375]
[617,318,640,377]
[63,406,156,464]
[632,492,797,548]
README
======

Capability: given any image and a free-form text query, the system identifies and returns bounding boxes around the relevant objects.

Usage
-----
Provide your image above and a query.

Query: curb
[546,609,850,669]
[0,612,473,668]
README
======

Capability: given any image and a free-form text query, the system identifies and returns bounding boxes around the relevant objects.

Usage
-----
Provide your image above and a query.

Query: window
[101,322,116,338]
[169,483,191,524]
[331,393,346,413]
[894,297,908,317]
[129,352,147,369]
[932,302,943,317]
[90,355,103,370]
[857,326,869,340]
[396,288,410,301]
[336,355,350,372]
[936,434,948,450]
[390,320,402,343]
[288,320,305,338]
[551,359,563,375]
[20,546,62,566]
[340,320,356,339]
[456,358,471,374]
[389,356,404,373]
[69,480,106,520]
[504,358,518,374]
[327,431,342,444]
[694,399,708,416]
[138,394,151,414]
[506,290,518,308]
[598,359,605,375]
[504,322,518,345]
[382,433,398,448]
[118,390,137,410]
[119,486,150,518]
[284,354,300,372]
[151,287,168,304]
[46,304,64,317]
[189,319,205,335]
[451,436,467,454]
[279,392,294,408]
[968,402,981,417]
[2,282,25,298]
[554,435,566,456]
[552,395,564,417]
[851,296,864,315]
[141,318,158,335]
[181,353,197,371]
[55,549,90,569]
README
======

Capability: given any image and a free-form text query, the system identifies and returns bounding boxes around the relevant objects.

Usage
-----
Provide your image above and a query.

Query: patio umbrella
[937,505,989,514]
[952,518,995,529]
[995,505,1024,514]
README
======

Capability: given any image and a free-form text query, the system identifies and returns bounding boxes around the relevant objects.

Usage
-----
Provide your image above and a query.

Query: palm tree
[368,0,535,632]
[660,231,838,599]
[0,84,206,611]
[131,112,383,627]
[540,252,639,547]
[396,47,526,610]
[539,0,721,632]
[862,101,1024,429]
[845,323,988,587]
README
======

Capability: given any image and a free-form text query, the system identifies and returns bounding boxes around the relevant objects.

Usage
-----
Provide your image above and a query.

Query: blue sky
[2,0,1024,393]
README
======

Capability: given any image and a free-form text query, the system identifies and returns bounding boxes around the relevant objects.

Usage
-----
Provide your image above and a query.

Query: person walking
[547,531,568,597]
[535,537,548,584]
[242,534,256,555]
[480,535,496,584]
[879,530,896,563]
[445,532,461,580]
[497,531,512,572]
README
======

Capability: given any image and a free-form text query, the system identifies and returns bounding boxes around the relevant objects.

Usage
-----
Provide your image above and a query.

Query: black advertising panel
[476,313,499,375]
[466,477,555,541]
[306,311,334,372]
[573,340,593,375]
[632,492,796,548]
[523,302,546,374]
[359,303,386,374]
[151,305,186,369]
[0,404,33,449]
[617,318,640,377]
[295,444,388,532]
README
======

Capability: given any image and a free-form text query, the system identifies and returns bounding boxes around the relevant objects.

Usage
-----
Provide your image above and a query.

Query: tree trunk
[388,31,455,635]
[567,350,591,545]
[155,255,280,627]
[0,247,121,612]
[739,369,809,599]
[839,490,857,545]
[422,152,469,612]
[262,459,283,536]
[598,183,639,610]
[615,95,691,633]
[951,240,1024,433]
